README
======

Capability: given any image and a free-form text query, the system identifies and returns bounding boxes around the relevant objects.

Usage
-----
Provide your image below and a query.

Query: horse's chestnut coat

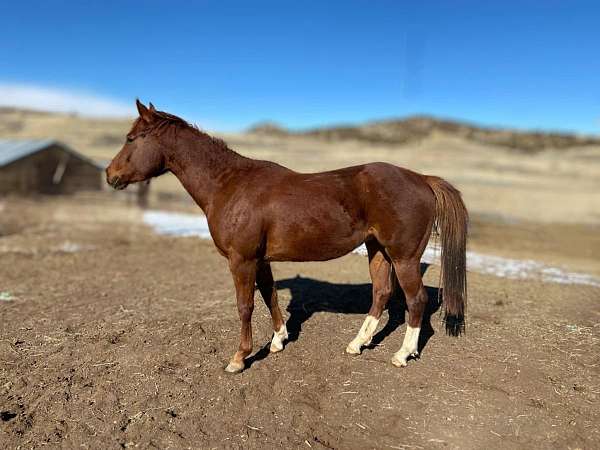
[107,100,468,373]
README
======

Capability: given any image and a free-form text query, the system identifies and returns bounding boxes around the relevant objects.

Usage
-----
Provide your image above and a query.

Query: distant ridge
[247,121,289,137]
[0,106,56,116]
[248,115,600,151]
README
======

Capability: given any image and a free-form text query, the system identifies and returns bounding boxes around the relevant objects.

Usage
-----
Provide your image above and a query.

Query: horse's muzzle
[107,174,129,190]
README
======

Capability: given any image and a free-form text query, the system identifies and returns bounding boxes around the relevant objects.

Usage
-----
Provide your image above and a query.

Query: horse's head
[106,100,168,190]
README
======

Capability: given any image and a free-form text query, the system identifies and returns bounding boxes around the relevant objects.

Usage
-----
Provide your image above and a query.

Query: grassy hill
[249,115,600,152]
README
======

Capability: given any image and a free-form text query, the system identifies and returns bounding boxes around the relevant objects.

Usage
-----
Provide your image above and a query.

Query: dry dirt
[1,196,599,449]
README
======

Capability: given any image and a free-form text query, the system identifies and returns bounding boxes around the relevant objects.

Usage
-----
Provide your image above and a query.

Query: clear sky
[1,0,599,133]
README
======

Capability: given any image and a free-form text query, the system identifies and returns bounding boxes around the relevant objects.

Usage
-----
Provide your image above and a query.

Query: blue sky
[1,0,599,133]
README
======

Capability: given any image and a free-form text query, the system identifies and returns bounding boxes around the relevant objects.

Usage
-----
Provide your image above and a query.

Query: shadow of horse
[246,263,442,368]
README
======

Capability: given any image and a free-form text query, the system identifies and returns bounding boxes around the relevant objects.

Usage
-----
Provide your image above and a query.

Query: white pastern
[270,324,288,353]
[391,325,421,367]
[346,315,380,355]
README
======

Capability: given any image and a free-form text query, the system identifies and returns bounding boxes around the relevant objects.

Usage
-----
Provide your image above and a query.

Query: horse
[107,100,468,373]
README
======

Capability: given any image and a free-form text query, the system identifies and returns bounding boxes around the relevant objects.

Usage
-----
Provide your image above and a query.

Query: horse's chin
[154,168,170,178]
[109,179,130,190]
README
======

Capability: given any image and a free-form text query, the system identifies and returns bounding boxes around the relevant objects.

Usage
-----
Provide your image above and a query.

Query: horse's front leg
[225,254,257,374]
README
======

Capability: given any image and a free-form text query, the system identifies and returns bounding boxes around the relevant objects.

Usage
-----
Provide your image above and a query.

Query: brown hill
[249,115,600,152]
[246,121,290,137]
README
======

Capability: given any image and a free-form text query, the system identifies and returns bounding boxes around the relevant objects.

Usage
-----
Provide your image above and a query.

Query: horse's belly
[265,234,364,261]
[264,215,367,262]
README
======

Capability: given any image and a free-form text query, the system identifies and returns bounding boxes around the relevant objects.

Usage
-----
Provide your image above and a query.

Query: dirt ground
[1,196,599,449]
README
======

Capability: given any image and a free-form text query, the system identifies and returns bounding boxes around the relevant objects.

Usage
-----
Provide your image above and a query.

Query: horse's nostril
[108,175,120,188]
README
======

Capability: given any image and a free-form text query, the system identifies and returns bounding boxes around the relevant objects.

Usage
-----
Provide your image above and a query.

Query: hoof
[391,350,418,368]
[345,343,362,355]
[224,360,244,373]
[391,355,407,367]
[270,341,284,353]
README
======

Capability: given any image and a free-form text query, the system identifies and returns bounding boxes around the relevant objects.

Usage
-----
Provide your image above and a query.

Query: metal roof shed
[0,139,104,195]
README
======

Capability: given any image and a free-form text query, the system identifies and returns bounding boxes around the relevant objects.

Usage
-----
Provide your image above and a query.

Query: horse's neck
[166,130,250,214]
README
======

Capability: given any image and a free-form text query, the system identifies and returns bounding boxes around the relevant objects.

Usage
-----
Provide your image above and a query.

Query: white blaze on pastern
[270,324,288,353]
[346,315,379,355]
[391,325,421,367]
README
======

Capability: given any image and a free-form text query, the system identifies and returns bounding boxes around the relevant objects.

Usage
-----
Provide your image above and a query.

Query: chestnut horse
[107,100,468,373]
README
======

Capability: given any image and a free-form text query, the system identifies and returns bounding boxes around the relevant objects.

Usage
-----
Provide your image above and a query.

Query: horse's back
[256,162,435,261]
[258,165,368,261]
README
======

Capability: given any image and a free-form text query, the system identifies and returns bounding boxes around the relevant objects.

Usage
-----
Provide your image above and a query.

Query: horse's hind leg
[390,259,428,367]
[346,241,393,355]
[256,261,288,353]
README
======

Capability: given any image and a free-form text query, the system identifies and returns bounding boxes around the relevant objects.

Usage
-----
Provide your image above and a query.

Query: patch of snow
[143,211,211,239]
[54,242,95,253]
[56,242,81,253]
[0,291,14,302]
[143,210,600,288]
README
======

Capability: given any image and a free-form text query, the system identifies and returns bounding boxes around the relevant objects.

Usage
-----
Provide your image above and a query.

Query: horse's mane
[132,108,230,152]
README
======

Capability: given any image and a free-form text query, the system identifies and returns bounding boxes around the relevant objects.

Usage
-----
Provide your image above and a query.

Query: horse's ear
[148,102,156,112]
[136,99,154,122]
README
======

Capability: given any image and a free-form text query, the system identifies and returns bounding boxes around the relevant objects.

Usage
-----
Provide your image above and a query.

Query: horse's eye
[126,136,134,143]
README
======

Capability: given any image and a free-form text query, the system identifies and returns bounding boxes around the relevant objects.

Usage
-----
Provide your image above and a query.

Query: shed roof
[0,139,105,170]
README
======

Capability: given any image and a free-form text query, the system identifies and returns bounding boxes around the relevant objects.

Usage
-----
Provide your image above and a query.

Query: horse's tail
[425,176,469,337]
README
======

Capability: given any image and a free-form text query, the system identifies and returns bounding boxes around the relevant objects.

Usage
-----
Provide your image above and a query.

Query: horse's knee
[238,303,254,321]
[369,283,393,318]
[374,282,393,300]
